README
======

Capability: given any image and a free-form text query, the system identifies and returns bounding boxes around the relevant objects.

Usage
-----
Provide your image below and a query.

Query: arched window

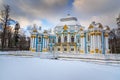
[78,39,80,43]
[49,38,51,43]
[64,36,67,42]
[71,36,74,42]
[52,47,54,51]
[38,37,41,42]
[58,36,61,43]
[52,39,55,43]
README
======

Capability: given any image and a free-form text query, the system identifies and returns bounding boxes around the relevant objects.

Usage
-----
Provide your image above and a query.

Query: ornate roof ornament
[88,24,94,29]
[88,21,96,29]
[98,23,103,29]
[33,24,37,32]
[105,25,110,31]
[44,30,48,33]
[63,24,68,30]
[80,27,83,31]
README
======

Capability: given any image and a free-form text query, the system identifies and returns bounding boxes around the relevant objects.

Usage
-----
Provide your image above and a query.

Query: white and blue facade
[30,15,110,54]
[30,29,56,52]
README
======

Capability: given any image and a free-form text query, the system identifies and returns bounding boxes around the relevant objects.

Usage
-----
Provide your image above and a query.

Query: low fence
[0,51,120,60]
[58,53,120,61]
[0,51,56,59]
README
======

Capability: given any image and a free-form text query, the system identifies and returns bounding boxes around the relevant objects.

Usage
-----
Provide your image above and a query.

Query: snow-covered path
[0,56,120,80]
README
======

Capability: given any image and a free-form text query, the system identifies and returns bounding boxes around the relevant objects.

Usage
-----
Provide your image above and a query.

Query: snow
[57,20,79,26]
[0,56,120,80]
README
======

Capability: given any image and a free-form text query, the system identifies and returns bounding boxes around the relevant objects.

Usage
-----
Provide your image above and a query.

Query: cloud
[0,0,120,31]
[73,0,120,15]
[16,17,42,27]
[80,10,120,29]
[0,0,69,28]
[73,0,120,28]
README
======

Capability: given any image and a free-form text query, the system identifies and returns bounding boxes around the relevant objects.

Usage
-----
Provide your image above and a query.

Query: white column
[107,37,109,50]
[98,35,100,49]
[46,38,47,48]
[83,37,85,51]
[44,38,46,48]
[45,38,46,48]
[47,39,48,49]
[35,37,36,49]
[32,38,33,48]
[61,34,64,43]
[93,35,95,50]
[70,35,71,42]
[56,36,58,43]
[43,38,44,48]
[99,36,102,50]
[90,35,92,50]
[67,33,70,42]
[33,38,34,48]
[30,37,32,49]
[105,37,108,52]
[95,35,97,49]
[74,34,76,42]
[91,35,93,49]
[97,35,100,51]
[32,37,34,48]
[80,37,82,49]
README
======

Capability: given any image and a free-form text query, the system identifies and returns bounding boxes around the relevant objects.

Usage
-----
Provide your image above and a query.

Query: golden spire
[63,24,68,30]
[80,27,83,31]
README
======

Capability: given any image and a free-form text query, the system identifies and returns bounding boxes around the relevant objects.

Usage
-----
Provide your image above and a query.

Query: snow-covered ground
[0,56,120,80]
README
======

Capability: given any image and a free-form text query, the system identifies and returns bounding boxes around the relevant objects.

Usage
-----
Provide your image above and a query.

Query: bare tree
[0,5,10,50]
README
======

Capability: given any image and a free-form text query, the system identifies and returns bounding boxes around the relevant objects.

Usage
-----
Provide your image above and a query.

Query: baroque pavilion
[30,15,110,54]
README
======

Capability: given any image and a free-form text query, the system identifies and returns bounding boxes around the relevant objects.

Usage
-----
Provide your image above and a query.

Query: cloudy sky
[0,0,120,30]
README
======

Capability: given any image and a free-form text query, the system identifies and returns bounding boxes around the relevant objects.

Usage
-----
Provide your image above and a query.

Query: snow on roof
[56,15,80,27]
[57,20,80,27]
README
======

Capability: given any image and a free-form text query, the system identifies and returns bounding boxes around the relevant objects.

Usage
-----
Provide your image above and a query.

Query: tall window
[88,35,90,41]
[77,39,80,43]
[58,36,61,43]
[52,39,55,43]
[71,36,74,42]
[52,47,54,51]
[64,36,67,42]
[64,48,67,51]
[58,48,60,51]
[49,38,51,43]
[38,37,41,42]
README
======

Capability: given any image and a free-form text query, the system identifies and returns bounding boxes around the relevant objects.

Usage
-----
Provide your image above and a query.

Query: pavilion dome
[56,14,80,27]
[104,25,110,31]
[55,14,81,32]
[88,21,104,31]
